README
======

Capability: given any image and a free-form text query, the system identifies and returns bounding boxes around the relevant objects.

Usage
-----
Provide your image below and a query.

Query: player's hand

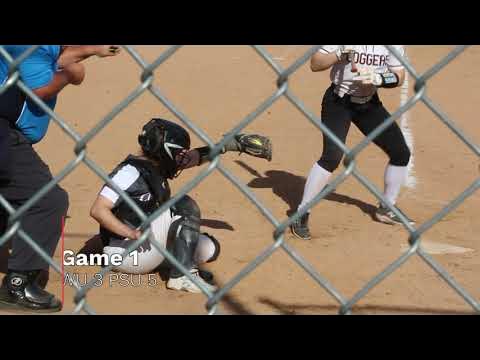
[129,229,142,240]
[95,45,121,58]
[352,67,383,86]
[335,47,355,63]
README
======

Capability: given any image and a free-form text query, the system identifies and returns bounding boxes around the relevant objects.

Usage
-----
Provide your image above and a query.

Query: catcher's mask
[138,118,191,179]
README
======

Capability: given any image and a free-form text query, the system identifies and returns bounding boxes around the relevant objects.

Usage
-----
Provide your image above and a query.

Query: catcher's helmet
[138,118,191,179]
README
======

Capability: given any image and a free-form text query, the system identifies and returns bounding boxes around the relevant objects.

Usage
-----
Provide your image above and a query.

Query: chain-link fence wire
[0,45,478,315]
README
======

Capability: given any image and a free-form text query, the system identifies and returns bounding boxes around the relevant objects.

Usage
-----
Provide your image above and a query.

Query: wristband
[378,72,400,88]
[195,146,227,166]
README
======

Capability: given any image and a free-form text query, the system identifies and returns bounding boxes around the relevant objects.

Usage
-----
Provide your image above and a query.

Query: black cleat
[290,213,312,240]
[198,269,215,285]
[375,204,415,226]
[0,270,62,313]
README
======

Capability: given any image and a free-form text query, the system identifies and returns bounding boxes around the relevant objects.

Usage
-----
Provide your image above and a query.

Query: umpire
[0,45,119,312]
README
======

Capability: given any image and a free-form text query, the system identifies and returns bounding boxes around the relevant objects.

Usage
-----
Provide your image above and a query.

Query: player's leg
[102,200,220,284]
[102,209,173,275]
[353,95,413,225]
[291,85,353,240]
[165,195,217,293]
[0,130,67,312]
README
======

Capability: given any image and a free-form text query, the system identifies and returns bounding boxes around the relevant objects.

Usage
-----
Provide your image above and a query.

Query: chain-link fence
[0,45,478,315]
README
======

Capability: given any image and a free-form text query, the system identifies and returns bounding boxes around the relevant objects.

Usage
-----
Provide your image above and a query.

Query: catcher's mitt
[233,134,272,161]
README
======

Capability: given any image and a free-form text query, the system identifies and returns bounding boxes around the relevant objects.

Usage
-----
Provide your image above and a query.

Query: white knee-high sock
[383,164,408,205]
[299,163,332,212]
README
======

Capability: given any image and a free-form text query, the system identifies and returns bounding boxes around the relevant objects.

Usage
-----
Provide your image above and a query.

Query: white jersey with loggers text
[319,45,405,97]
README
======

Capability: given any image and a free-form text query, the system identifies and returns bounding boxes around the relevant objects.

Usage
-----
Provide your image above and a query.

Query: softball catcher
[90,118,271,293]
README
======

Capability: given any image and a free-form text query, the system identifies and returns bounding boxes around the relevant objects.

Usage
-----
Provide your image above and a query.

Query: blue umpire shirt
[0,45,61,144]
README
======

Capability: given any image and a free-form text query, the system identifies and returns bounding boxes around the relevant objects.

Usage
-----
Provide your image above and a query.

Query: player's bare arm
[310,52,338,72]
[35,45,120,100]
[90,195,141,240]
[32,62,85,100]
[57,45,121,69]
[311,47,355,72]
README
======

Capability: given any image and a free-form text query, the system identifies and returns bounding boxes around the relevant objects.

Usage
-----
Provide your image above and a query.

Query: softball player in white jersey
[291,45,414,240]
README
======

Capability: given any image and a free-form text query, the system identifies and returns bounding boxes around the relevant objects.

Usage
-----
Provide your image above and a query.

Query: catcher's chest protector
[106,156,171,233]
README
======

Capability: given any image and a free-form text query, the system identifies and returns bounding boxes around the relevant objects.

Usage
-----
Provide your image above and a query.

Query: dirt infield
[1,46,478,314]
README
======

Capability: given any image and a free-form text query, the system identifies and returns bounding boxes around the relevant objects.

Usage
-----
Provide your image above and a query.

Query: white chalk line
[399,55,416,189]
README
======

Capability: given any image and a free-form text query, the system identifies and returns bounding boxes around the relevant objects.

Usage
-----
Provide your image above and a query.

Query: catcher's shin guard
[168,196,201,278]
[0,270,62,313]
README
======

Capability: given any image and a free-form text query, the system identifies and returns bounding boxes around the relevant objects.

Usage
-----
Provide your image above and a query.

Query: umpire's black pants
[318,84,411,172]
[0,120,68,271]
